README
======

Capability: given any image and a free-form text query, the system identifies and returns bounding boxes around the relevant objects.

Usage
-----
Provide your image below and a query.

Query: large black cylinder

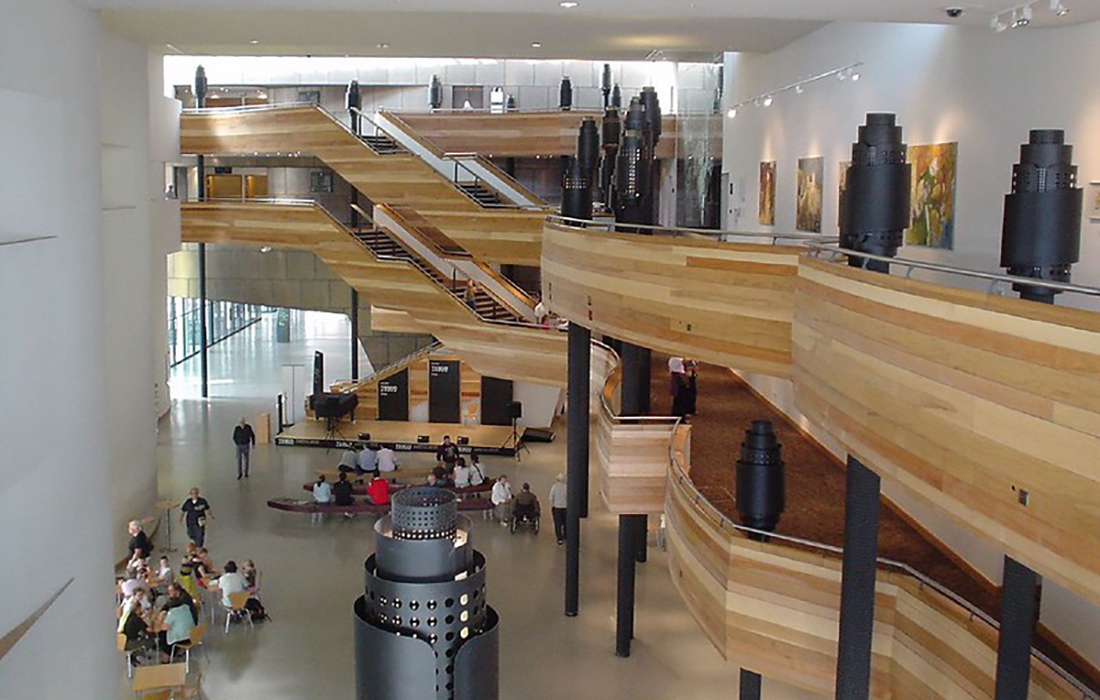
[601,63,613,107]
[615,97,649,225]
[639,86,662,148]
[560,76,573,111]
[611,84,622,109]
[1000,129,1082,304]
[428,75,443,110]
[193,65,207,105]
[735,420,785,539]
[562,158,593,221]
[577,118,600,175]
[840,113,911,274]
[354,488,499,700]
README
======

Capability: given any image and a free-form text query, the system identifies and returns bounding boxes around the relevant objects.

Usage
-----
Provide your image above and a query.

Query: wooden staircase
[359,133,404,155]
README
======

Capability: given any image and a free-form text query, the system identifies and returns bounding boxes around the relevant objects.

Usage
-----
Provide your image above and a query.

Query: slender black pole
[565,322,590,616]
[350,289,360,380]
[739,670,762,700]
[994,556,1041,700]
[834,455,880,700]
[634,515,647,563]
[621,341,650,565]
[197,154,209,400]
[615,514,641,657]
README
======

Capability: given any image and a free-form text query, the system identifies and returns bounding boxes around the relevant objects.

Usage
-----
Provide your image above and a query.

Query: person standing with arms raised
[233,417,256,479]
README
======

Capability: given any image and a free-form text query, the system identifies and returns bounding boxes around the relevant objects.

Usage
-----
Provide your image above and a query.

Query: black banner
[480,376,514,426]
[428,360,461,424]
[377,368,409,421]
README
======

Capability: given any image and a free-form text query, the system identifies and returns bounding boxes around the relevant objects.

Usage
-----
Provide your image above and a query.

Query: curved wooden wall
[665,454,1081,699]
[181,200,566,385]
[541,221,800,377]
[395,111,719,160]
[180,106,546,265]
[793,256,1100,607]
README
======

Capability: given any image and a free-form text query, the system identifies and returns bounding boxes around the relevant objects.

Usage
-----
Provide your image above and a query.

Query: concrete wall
[0,0,116,697]
[168,243,433,369]
[721,19,1100,667]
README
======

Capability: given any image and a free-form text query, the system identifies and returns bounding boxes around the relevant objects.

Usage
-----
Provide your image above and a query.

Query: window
[310,170,334,194]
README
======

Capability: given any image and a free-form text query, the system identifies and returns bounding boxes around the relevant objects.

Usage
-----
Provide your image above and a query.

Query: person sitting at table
[242,559,260,595]
[165,583,198,625]
[118,592,155,656]
[120,575,151,606]
[157,594,197,656]
[217,560,248,608]
[367,469,390,506]
[376,444,400,472]
[192,548,216,590]
[155,556,175,589]
[177,547,200,600]
[453,458,471,488]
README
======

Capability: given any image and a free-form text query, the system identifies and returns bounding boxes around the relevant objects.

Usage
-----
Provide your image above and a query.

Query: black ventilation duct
[735,420,786,540]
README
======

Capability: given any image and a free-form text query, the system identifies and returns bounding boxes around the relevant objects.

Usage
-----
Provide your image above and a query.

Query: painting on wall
[796,156,824,233]
[758,161,776,226]
[837,161,851,229]
[906,142,958,249]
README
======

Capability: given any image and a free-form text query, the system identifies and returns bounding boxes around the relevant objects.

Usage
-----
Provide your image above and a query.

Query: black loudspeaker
[457,436,470,445]
[522,427,555,443]
[508,401,523,420]
[417,435,430,444]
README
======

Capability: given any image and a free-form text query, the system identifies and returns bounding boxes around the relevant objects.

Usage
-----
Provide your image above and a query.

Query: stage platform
[275,419,517,456]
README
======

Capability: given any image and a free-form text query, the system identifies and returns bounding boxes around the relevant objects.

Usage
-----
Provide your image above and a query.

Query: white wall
[0,0,116,697]
[722,19,1100,667]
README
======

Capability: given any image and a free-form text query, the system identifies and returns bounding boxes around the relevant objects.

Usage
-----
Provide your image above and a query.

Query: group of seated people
[311,469,391,520]
[336,436,400,475]
[427,437,487,488]
[118,520,263,662]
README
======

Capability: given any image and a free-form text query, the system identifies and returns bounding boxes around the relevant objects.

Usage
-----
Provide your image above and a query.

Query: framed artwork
[1089,182,1100,221]
[758,161,776,226]
[906,142,958,249]
[796,156,824,233]
[310,169,334,194]
[837,161,851,228]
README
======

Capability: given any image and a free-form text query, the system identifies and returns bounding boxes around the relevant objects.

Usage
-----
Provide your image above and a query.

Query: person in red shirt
[367,469,390,506]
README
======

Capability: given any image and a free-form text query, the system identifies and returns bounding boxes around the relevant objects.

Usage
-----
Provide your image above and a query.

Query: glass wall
[167,297,264,366]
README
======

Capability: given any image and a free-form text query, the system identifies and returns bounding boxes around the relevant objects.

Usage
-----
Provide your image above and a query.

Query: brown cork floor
[649,355,1099,694]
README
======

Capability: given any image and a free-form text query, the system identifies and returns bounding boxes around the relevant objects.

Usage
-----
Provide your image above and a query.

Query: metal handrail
[182,101,314,114]
[547,215,839,244]
[808,243,1100,299]
[664,432,1098,698]
[336,341,444,395]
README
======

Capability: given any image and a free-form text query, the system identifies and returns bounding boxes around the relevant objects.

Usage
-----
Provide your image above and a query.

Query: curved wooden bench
[301,480,495,496]
[267,497,493,515]
[313,466,434,482]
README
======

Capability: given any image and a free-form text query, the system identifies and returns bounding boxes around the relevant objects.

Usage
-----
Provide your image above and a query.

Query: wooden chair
[117,632,136,678]
[222,590,253,633]
[131,662,187,697]
[169,623,208,672]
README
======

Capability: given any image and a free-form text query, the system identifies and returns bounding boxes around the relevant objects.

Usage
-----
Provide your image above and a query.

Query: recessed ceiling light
[531,42,543,48]
[726,108,737,118]
[560,1,579,7]
[794,84,804,94]
[377,42,390,49]
[763,95,774,107]
[850,71,861,82]
[249,39,260,45]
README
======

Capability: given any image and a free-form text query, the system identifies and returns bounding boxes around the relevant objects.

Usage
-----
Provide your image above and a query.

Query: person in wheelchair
[511,483,540,532]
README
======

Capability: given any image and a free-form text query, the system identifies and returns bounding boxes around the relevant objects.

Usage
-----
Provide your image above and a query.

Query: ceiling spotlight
[837,70,847,81]
[377,42,390,48]
[1050,0,1069,15]
[560,1,579,7]
[727,108,737,118]
[531,42,543,48]
[763,95,773,107]
[991,13,1009,31]
[260,246,273,253]
[1012,5,1031,27]
[249,39,260,45]
[794,84,804,94]
[850,71,861,82]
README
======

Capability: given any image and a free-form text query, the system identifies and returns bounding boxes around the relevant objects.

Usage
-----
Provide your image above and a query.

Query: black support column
[349,190,361,381]
[197,157,209,400]
[615,514,643,657]
[620,342,650,565]
[834,455,881,700]
[565,322,590,617]
[739,670,762,700]
[994,556,1041,700]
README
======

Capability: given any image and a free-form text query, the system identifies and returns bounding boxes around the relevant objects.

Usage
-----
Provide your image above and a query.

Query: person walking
[548,474,568,545]
[180,488,212,547]
[233,417,256,479]
[491,475,513,526]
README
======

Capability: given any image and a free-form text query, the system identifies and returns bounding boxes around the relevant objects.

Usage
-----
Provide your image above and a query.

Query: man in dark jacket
[436,435,459,473]
[233,417,256,479]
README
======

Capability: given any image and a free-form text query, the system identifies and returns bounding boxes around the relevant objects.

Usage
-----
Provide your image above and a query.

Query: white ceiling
[96,0,1100,59]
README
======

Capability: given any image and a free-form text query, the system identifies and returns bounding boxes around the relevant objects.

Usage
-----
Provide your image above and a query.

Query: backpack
[245,597,270,622]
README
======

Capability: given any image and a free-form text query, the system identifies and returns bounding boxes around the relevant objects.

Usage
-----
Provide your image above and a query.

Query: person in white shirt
[357,442,377,473]
[156,556,175,589]
[491,475,513,526]
[468,453,486,486]
[312,475,332,524]
[216,560,248,608]
[453,458,471,488]
[376,445,400,472]
[548,473,568,545]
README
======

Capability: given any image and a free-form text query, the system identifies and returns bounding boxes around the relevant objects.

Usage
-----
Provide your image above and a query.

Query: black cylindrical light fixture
[1000,129,1082,304]
[193,65,207,107]
[562,158,593,221]
[429,74,443,110]
[614,97,648,225]
[639,86,662,149]
[735,420,786,540]
[612,84,622,109]
[602,63,613,107]
[599,107,621,206]
[840,113,911,274]
[560,76,574,111]
[577,117,600,175]
[354,488,499,700]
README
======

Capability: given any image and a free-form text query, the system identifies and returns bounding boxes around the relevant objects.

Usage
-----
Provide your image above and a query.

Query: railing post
[995,556,1041,700]
[835,455,881,700]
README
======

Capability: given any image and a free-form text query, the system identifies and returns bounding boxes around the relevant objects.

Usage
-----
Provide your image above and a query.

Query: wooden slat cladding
[181,200,566,385]
[180,106,546,265]
[541,222,799,377]
[792,256,1100,606]
[396,112,720,160]
[665,462,1081,699]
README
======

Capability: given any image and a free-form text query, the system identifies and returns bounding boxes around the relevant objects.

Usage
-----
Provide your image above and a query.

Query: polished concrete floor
[137,312,816,699]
